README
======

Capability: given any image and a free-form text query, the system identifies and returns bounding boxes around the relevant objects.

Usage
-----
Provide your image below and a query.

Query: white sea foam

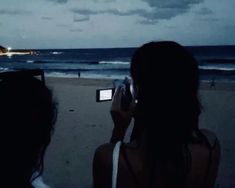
[45,71,126,80]
[199,65,235,71]
[99,61,129,65]
[81,72,125,79]
[27,60,34,63]
[0,67,10,72]
[51,51,63,55]
[45,72,78,78]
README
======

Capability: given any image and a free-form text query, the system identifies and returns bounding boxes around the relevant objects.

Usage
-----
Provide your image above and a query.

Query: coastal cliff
[0,45,7,53]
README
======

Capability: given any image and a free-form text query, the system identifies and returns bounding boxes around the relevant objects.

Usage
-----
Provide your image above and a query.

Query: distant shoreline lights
[0,46,34,57]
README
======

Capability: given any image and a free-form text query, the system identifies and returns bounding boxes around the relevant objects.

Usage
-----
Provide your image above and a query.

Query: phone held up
[96,87,115,102]
[96,77,133,111]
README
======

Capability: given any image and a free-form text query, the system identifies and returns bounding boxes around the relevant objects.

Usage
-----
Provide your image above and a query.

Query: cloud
[0,9,32,15]
[42,16,53,20]
[71,7,189,23]
[71,8,101,15]
[73,15,90,22]
[140,0,205,23]
[47,0,68,4]
[142,0,203,9]
[71,8,150,17]
[70,8,164,24]
[194,7,213,15]
[71,0,205,24]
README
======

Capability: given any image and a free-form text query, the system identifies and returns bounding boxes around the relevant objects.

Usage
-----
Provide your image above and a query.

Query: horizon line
[2,44,235,50]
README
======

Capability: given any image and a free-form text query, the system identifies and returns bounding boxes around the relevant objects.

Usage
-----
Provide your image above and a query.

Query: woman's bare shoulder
[93,143,115,188]
[187,129,220,188]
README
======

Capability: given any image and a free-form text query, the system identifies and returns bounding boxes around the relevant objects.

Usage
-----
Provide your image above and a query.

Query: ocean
[0,45,235,80]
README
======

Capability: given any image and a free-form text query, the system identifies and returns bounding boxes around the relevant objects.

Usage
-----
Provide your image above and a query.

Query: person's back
[0,70,57,188]
[94,129,220,188]
[93,41,220,188]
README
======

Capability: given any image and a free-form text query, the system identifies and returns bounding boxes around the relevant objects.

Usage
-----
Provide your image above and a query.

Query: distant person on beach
[93,41,220,188]
[78,71,81,78]
[0,70,57,188]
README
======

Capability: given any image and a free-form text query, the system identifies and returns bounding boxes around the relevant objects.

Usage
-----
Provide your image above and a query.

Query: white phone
[96,88,115,102]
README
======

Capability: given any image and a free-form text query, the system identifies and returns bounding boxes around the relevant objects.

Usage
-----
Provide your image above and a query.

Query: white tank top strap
[112,141,122,188]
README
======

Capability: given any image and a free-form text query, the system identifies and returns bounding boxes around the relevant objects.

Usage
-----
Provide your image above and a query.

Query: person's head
[131,41,200,142]
[0,73,57,186]
[130,41,201,187]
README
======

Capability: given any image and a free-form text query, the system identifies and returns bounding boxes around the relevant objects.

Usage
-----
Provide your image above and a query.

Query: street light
[7,47,12,52]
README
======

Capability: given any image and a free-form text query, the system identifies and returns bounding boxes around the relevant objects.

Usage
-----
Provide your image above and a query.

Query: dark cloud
[140,0,205,23]
[48,0,68,4]
[71,0,204,24]
[69,29,83,32]
[194,7,213,15]
[71,8,149,17]
[0,9,32,15]
[71,7,188,23]
[142,0,203,9]
[106,9,150,17]
[42,16,53,20]
[70,8,156,24]
[73,15,90,22]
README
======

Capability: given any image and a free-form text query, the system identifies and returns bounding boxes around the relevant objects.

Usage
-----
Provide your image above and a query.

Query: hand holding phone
[96,77,133,109]
[120,78,133,111]
[110,83,133,129]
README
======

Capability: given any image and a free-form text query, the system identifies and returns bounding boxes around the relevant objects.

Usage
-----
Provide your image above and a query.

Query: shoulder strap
[112,141,122,188]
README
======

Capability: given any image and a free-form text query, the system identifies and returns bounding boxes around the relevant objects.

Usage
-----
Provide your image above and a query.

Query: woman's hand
[110,78,135,142]
[111,83,134,126]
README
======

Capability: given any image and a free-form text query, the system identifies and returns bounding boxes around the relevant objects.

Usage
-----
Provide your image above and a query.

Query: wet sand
[43,77,235,188]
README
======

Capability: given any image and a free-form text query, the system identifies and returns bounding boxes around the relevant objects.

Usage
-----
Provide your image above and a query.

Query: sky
[0,0,235,49]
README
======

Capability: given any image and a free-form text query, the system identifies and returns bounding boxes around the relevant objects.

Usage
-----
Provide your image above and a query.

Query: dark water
[0,46,235,80]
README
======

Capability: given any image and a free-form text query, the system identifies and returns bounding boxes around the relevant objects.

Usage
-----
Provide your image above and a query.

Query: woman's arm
[110,84,134,143]
[110,123,128,143]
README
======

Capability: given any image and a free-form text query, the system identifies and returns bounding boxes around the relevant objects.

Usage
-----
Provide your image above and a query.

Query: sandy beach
[42,77,235,188]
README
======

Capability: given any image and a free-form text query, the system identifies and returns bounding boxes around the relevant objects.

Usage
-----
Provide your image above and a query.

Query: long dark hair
[130,41,203,188]
[0,75,57,187]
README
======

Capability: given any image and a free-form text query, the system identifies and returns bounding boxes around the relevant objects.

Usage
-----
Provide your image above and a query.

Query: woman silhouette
[93,41,220,188]
[0,70,57,188]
